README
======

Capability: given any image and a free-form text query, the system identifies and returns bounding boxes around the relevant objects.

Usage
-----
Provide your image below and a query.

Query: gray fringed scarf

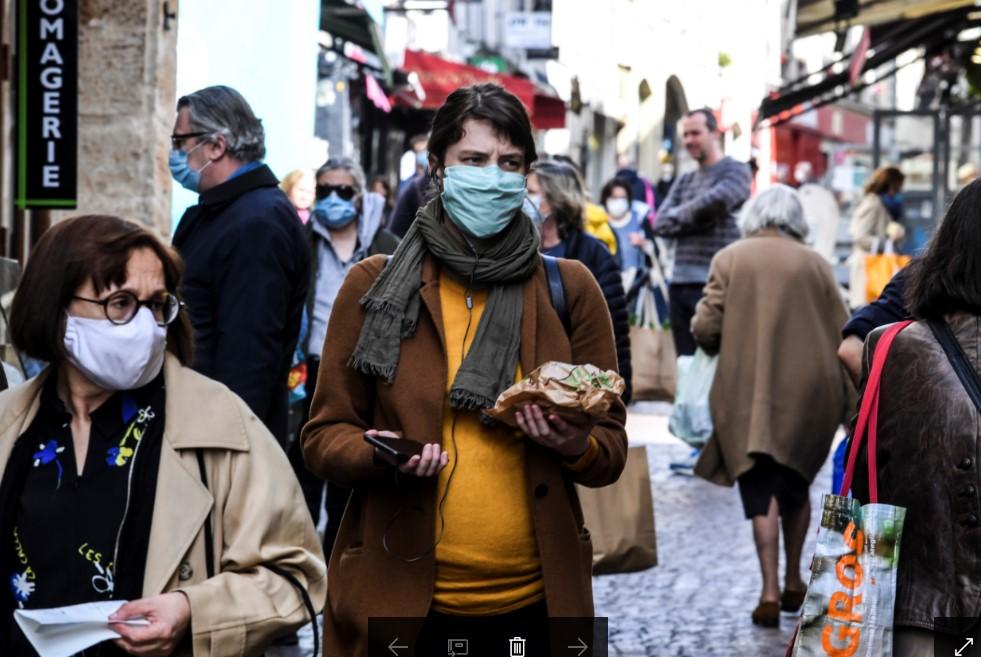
[349,197,541,410]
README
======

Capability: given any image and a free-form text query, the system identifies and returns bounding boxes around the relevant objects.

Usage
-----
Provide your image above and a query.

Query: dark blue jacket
[173,164,311,445]
[842,267,910,340]
[563,230,633,403]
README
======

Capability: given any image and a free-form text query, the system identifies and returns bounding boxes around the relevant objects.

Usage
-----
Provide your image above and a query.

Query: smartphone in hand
[364,433,425,467]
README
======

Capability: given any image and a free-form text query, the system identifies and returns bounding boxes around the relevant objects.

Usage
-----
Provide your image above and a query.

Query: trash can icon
[509,637,526,657]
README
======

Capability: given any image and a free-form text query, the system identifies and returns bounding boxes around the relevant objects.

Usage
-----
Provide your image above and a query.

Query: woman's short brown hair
[864,166,905,195]
[10,215,193,367]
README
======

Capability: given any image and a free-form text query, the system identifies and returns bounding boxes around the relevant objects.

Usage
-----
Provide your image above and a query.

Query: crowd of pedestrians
[0,76,974,657]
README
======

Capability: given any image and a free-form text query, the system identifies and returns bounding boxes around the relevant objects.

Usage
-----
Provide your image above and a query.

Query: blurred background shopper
[526,159,632,403]
[287,156,398,561]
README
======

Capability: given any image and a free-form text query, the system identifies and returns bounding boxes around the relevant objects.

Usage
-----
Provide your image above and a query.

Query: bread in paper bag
[484,361,625,428]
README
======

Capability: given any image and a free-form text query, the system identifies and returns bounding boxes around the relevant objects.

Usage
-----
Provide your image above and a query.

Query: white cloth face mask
[63,307,167,391]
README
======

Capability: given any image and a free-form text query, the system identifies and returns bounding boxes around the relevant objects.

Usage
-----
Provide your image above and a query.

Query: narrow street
[272,403,833,657]
[596,403,830,656]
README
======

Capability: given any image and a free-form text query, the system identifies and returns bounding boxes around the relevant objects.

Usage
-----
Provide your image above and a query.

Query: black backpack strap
[194,448,320,656]
[542,255,571,336]
[928,319,981,413]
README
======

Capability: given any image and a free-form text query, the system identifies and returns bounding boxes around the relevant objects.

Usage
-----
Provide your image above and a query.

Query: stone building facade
[1,0,178,260]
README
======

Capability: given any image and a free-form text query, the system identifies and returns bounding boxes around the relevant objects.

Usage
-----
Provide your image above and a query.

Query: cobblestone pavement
[270,403,835,657]
[596,403,832,657]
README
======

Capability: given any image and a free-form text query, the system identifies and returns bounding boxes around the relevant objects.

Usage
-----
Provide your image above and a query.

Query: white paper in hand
[14,600,150,657]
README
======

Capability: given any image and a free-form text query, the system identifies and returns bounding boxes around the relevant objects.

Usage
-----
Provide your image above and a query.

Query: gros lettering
[820,520,866,656]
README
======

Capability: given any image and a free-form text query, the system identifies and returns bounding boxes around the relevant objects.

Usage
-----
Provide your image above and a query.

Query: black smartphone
[364,433,425,466]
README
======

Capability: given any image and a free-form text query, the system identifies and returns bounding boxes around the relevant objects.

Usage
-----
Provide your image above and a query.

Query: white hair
[738,184,809,240]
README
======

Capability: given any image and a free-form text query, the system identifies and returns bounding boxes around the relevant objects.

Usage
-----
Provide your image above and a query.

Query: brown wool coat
[301,254,628,657]
[691,232,855,486]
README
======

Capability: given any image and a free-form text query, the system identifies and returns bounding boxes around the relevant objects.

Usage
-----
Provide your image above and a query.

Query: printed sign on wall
[17,0,78,208]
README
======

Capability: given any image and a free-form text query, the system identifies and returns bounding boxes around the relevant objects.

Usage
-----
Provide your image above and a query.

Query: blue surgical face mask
[416,150,429,169]
[441,165,527,238]
[168,142,210,192]
[523,193,547,226]
[313,192,358,229]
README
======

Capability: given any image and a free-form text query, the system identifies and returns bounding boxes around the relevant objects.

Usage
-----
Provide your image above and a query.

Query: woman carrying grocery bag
[689,185,853,628]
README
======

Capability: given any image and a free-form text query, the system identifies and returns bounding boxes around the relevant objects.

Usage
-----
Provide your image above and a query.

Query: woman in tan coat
[691,185,852,628]
[0,215,326,657]
[849,166,906,308]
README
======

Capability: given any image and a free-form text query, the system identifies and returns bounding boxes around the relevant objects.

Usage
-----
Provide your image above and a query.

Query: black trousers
[668,283,705,357]
[414,600,550,657]
[286,356,350,559]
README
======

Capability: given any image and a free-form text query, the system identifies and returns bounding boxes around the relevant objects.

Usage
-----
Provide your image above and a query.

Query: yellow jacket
[584,203,618,255]
[0,355,327,657]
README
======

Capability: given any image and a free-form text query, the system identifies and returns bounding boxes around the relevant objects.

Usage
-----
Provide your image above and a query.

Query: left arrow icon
[389,637,409,656]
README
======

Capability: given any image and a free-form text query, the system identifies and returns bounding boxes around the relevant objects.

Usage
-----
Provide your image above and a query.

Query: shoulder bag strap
[928,318,981,413]
[542,255,571,336]
[840,319,915,500]
[194,448,320,656]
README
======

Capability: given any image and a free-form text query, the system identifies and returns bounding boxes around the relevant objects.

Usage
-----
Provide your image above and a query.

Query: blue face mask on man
[313,192,358,229]
[168,142,211,193]
[441,165,527,238]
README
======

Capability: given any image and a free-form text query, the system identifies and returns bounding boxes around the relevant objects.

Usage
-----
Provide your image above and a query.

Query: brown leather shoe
[752,600,780,627]
[781,587,807,613]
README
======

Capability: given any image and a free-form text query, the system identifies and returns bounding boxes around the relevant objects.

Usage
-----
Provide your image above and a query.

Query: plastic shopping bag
[667,349,717,448]
[791,321,910,657]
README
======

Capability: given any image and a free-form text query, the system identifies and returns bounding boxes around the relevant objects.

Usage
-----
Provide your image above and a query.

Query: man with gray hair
[171,85,311,450]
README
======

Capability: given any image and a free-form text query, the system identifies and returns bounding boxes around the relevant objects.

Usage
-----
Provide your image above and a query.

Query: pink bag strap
[839,320,914,501]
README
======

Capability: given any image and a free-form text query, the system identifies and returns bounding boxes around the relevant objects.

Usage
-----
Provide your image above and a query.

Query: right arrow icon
[956,637,975,657]
[568,637,588,657]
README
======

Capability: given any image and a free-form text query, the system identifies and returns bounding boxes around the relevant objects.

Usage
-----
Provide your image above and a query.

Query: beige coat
[691,232,854,486]
[848,193,893,308]
[0,355,327,657]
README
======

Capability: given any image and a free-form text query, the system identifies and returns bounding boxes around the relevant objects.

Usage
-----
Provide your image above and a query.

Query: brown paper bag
[484,362,625,428]
[631,324,676,402]
[628,265,676,401]
[577,446,657,575]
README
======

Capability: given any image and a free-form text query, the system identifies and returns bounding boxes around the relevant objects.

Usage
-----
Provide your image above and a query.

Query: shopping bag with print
[791,320,910,657]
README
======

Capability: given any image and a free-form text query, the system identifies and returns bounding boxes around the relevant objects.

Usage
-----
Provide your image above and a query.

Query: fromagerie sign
[17,0,77,208]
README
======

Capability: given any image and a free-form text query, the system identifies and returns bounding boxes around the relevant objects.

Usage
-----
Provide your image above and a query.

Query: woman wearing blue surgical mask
[286,157,399,563]
[302,84,628,657]
[0,215,325,657]
[528,161,633,403]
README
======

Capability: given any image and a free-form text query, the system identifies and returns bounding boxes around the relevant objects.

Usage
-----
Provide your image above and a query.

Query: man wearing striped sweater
[654,108,752,357]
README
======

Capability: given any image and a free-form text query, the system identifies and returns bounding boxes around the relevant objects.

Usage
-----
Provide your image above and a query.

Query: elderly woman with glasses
[689,185,853,628]
[0,215,325,657]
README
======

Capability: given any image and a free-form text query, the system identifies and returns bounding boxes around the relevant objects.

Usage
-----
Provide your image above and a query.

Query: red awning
[396,50,565,129]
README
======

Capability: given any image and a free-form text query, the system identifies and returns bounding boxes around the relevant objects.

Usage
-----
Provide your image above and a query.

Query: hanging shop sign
[17,0,78,209]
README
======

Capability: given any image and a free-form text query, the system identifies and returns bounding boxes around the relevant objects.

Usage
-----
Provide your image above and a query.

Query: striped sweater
[652,156,751,284]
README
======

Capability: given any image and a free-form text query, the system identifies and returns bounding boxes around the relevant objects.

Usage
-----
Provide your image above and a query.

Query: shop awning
[758,6,976,127]
[796,0,976,37]
[395,50,566,129]
[322,0,391,81]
